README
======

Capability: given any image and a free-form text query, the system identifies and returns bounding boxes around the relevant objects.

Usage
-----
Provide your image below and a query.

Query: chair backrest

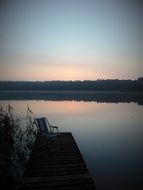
[35,117,50,135]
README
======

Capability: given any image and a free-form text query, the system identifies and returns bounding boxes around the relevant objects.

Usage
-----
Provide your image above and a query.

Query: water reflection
[0,96,143,190]
[0,91,143,105]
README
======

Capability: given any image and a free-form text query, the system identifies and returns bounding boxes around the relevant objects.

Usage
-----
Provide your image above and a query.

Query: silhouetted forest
[0,78,143,91]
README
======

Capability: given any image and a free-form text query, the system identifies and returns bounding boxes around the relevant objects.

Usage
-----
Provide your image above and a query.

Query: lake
[0,91,143,190]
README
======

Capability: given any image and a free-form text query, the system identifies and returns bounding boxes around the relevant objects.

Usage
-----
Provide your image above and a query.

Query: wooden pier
[16,133,96,190]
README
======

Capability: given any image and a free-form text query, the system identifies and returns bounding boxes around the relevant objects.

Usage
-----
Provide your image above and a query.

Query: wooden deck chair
[34,117,59,137]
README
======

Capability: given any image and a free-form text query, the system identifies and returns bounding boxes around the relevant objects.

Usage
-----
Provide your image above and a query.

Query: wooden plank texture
[16,132,96,190]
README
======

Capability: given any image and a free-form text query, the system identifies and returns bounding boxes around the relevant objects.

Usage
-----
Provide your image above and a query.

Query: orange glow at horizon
[0,64,115,81]
[0,56,140,81]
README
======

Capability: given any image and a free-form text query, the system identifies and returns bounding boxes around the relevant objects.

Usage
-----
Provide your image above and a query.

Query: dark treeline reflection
[0,91,143,106]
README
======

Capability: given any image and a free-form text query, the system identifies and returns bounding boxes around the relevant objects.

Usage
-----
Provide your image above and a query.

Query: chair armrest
[50,125,58,129]
[49,125,59,133]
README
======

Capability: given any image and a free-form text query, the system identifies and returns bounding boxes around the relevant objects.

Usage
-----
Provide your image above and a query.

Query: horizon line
[0,78,141,82]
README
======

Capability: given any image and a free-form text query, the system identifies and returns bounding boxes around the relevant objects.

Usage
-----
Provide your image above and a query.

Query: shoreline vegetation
[0,79,143,105]
[0,105,36,190]
[0,79,143,91]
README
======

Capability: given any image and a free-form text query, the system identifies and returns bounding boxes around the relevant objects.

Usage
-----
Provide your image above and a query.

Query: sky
[0,0,142,81]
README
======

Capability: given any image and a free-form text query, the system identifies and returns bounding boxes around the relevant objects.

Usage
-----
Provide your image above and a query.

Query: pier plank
[16,132,96,190]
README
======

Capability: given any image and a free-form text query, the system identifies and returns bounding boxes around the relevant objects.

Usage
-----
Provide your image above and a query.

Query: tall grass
[0,105,36,188]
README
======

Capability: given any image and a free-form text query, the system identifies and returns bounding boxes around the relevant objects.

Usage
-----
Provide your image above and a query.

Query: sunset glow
[0,0,142,80]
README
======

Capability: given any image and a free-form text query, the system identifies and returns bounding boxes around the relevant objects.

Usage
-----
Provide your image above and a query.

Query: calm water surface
[1,96,143,190]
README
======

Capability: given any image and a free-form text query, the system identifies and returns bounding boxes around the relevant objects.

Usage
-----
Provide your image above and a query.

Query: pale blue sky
[0,0,142,80]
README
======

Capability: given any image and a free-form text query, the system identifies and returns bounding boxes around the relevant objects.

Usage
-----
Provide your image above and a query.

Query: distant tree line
[0,78,143,91]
